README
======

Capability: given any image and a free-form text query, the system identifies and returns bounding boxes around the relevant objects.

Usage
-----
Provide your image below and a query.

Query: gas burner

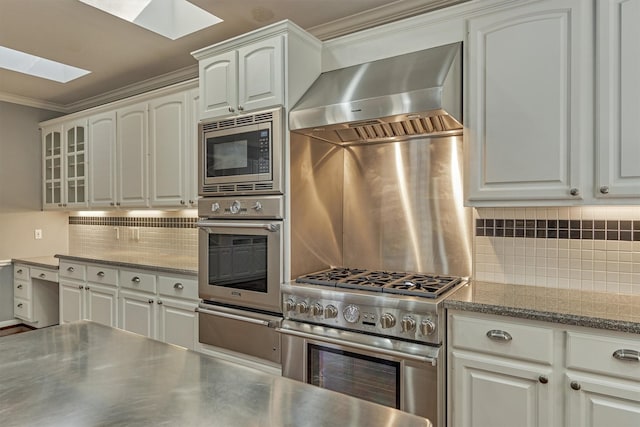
[295,268,367,287]
[336,277,386,292]
[382,275,462,298]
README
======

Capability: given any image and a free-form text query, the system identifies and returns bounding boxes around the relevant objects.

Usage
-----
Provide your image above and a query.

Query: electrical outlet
[34,229,43,240]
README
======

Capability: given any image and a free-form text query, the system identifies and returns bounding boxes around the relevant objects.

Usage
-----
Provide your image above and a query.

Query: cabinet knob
[237,105,244,111]
[486,329,513,341]
[79,285,84,289]
[67,266,75,272]
[85,286,90,291]
[599,185,610,194]
[569,188,580,196]
[110,202,115,206]
[132,276,141,284]
[97,271,105,277]
[148,299,154,304]
[17,284,22,289]
[180,200,186,205]
[570,381,581,391]
[17,303,23,308]
[538,375,548,384]
[39,273,46,278]
[173,283,184,290]
[17,269,23,274]
[228,107,235,113]
[116,202,121,206]
[189,200,195,205]
[157,300,163,305]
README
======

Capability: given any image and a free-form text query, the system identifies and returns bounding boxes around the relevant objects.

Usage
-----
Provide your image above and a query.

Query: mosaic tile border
[69,216,197,228]
[476,219,640,241]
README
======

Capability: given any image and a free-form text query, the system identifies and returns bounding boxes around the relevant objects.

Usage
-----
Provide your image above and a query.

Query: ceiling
[0,0,466,113]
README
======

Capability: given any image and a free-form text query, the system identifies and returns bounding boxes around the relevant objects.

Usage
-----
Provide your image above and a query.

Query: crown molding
[0,92,67,113]
[65,64,199,113]
[307,0,470,40]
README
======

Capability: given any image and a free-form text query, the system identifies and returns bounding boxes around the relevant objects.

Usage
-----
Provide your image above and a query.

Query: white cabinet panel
[59,280,83,324]
[117,102,148,208]
[596,0,640,198]
[119,290,155,338]
[200,51,237,118]
[85,283,117,327]
[88,111,117,208]
[466,0,591,203]
[238,36,284,112]
[157,297,197,350]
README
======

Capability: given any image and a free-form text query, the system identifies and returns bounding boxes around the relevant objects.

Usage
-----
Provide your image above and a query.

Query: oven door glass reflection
[208,234,267,293]
[307,344,400,409]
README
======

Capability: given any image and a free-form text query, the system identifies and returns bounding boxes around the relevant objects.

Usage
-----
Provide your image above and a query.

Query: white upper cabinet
[148,91,190,207]
[193,20,321,121]
[42,119,89,210]
[88,111,117,208]
[199,36,282,118]
[466,0,592,205]
[596,0,640,198]
[117,102,149,208]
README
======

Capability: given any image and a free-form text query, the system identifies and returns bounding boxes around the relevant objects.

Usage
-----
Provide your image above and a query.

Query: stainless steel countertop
[0,321,432,427]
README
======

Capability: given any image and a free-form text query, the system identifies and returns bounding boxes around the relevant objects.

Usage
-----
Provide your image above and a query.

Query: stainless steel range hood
[289,42,462,145]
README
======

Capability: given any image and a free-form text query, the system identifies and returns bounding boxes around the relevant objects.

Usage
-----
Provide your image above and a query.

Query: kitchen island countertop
[445,281,640,334]
[0,321,431,427]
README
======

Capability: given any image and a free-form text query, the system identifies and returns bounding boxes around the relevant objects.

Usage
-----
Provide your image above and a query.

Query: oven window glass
[206,128,270,178]
[307,344,400,409]
[207,234,268,293]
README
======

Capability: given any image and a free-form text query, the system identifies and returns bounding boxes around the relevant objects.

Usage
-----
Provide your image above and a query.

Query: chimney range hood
[289,42,462,145]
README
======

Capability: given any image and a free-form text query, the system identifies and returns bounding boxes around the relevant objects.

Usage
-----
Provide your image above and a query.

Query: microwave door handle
[196,221,280,232]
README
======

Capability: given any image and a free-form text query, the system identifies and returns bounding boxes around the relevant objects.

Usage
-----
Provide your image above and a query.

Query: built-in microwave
[199,107,283,196]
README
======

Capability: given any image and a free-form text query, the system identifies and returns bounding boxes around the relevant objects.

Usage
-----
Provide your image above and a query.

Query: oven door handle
[276,327,438,366]
[197,221,280,232]
[197,305,278,328]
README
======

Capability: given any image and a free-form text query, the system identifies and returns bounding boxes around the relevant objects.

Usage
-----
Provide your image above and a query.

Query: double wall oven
[197,108,285,366]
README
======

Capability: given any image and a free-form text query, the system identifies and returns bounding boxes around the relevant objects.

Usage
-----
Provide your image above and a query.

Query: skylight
[0,46,90,83]
[78,0,223,40]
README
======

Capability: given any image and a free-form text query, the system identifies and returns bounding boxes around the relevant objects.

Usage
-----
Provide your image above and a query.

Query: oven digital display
[213,140,248,170]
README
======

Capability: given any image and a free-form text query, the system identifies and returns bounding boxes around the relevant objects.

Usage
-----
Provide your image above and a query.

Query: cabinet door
[42,125,64,209]
[63,119,89,209]
[450,352,554,427]
[596,0,640,198]
[119,290,155,338]
[199,51,237,119]
[157,297,197,350]
[466,0,591,203]
[88,111,117,208]
[187,88,200,207]
[117,102,148,208]
[238,36,284,112]
[59,281,84,324]
[85,283,117,327]
[149,92,189,207]
[566,373,640,427]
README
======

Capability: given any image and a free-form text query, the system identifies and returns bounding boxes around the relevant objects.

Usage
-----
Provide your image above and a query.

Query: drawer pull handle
[612,349,640,362]
[39,273,46,278]
[97,271,105,277]
[173,283,184,290]
[17,284,22,289]
[67,266,75,272]
[486,329,512,341]
[132,277,141,284]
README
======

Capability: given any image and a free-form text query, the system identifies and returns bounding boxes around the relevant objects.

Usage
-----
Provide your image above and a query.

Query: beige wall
[0,101,68,260]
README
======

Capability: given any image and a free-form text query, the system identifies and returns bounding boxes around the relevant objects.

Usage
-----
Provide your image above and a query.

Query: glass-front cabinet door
[42,125,64,209]
[65,120,88,208]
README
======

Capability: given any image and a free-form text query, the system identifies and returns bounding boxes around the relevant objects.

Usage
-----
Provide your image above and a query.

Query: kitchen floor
[0,324,35,337]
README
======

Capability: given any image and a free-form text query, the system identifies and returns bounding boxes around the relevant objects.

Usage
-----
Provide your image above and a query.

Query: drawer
[158,275,198,300]
[14,298,32,321]
[31,267,59,283]
[120,270,156,294]
[87,265,118,286]
[450,312,555,364]
[60,261,87,281]
[13,265,29,280]
[14,279,31,300]
[566,331,640,381]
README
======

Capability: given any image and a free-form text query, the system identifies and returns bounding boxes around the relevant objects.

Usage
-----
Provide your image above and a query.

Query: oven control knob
[343,304,360,323]
[252,202,263,211]
[324,305,338,319]
[380,313,396,329]
[295,301,309,314]
[310,303,324,316]
[229,200,242,214]
[420,319,436,335]
[211,202,220,212]
[283,299,295,312]
[401,316,416,332]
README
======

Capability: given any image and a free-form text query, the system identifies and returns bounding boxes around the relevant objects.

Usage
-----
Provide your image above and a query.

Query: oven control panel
[281,291,441,345]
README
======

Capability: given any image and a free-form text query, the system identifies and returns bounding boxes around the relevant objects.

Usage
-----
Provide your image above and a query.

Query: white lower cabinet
[157,297,198,350]
[14,264,59,328]
[448,310,640,427]
[119,289,156,338]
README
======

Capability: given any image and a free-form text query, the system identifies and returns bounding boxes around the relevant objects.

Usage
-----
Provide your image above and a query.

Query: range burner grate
[296,268,463,298]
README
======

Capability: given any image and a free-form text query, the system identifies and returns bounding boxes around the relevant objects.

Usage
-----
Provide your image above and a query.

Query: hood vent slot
[290,42,462,145]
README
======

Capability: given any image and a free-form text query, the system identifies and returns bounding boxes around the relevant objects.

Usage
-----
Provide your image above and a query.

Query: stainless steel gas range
[279,267,466,426]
